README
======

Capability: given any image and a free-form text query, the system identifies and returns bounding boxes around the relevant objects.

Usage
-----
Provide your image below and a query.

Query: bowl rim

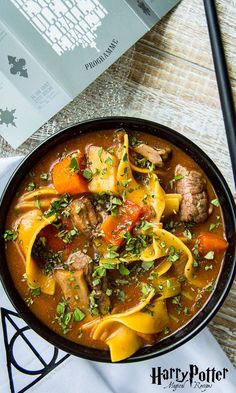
[0,116,235,363]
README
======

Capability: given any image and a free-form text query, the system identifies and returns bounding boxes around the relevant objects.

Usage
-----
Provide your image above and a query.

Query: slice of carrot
[197,233,228,254]
[52,155,88,194]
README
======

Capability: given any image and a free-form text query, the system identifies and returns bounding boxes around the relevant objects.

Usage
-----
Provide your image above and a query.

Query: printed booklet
[0,0,179,148]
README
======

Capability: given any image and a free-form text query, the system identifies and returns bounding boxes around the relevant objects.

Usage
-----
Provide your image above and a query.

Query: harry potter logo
[150,365,229,392]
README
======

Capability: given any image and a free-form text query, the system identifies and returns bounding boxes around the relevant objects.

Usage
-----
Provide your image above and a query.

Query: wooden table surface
[0,0,235,366]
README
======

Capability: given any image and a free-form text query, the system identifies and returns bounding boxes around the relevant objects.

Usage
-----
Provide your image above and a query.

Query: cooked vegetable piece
[93,298,168,337]
[22,187,57,201]
[148,173,166,222]
[87,146,118,194]
[106,325,142,362]
[163,194,182,217]
[52,154,88,194]
[101,200,142,246]
[197,233,228,253]
[17,209,56,295]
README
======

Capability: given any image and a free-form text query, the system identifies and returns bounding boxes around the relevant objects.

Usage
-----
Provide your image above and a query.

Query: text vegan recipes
[4,130,228,362]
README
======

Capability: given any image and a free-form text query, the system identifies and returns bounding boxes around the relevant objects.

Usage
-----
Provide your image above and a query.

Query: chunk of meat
[67,250,91,270]
[114,129,126,159]
[133,144,171,167]
[66,250,93,287]
[55,269,89,311]
[71,197,98,236]
[93,277,111,315]
[175,164,208,223]
[66,250,111,315]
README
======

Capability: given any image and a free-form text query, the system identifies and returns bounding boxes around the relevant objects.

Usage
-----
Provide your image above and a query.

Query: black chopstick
[203,0,236,187]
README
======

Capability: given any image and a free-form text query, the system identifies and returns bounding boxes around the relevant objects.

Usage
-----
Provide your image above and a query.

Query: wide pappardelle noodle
[4,130,228,362]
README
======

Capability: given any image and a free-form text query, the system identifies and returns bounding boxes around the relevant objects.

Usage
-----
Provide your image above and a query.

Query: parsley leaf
[82,169,92,180]
[204,251,215,260]
[69,157,79,172]
[3,229,17,241]
[73,308,85,322]
[119,264,130,275]
[211,198,220,207]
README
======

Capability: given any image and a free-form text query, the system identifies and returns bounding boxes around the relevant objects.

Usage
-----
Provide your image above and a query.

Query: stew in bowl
[1,117,235,362]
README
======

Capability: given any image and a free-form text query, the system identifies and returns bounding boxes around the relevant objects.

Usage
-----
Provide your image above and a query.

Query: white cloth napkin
[0,157,235,393]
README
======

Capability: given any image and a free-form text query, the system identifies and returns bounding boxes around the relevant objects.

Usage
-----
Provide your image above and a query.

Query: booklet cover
[0,0,180,148]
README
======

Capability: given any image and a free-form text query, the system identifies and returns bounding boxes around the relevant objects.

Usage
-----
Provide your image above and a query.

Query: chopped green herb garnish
[141,260,154,270]
[73,308,85,322]
[34,198,41,210]
[54,301,72,334]
[106,288,113,296]
[116,289,125,302]
[104,250,119,259]
[204,251,215,260]
[98,147,103,159]
[89,290,99,315]
[123,152,128,162]
[119,264,130,276]
[28,170,35,177]
[27,182,36,191]
[31,287,41,297]
[57,228,78,244]
[82,168,92,180]
[172,296,181,305]
[3,229,17,241]
[183,229,193,240]
[44,194,71,218]
[169,175,184,189]
[69,157,79,172]
[167,246,180,262]
[205,282,214,292]
[101,168,107,176]
[184,307,190,315]
[121,179,130,187]
[209,222,220,231]
[205,265,213,271]
[141,283,153,297]
[139,221,153,231]
[211,198,220,207]
[92,278,101,287]
[40,172,49,180]
[163,327,171,335]
[105,157,113,166]
[57,302,66,315]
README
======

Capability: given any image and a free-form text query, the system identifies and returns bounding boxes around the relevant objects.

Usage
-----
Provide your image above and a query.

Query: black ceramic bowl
[0,117,236,363]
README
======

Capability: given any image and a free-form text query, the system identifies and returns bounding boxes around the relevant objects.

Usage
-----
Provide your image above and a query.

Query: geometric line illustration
[8,56,28,78]
[1,308,70,393]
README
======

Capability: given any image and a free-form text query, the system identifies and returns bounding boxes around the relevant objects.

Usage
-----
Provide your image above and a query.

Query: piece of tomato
[101,200,142,246]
